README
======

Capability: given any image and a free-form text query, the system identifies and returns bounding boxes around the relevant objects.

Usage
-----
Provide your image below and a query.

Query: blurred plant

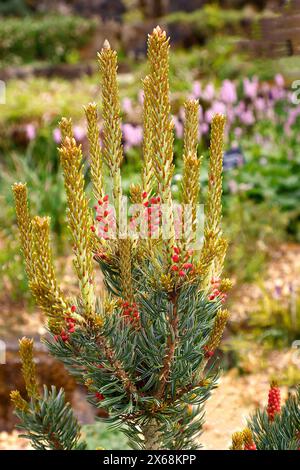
[0,15,97,66]
[1,147,68,246]
[0,76,98,132]
[10,338,87,450]
[231,382,300,450]
[165,4,258,39]
[0,228,31,303]
[82,422,129,450]
[222,282,300,374]
[223,197,288,282]
[249,283,300,347]
[0,140,69,301]
[0,0,30,16]
[11,27,232,450]
[7,71,297,241]
[280,365,300,389]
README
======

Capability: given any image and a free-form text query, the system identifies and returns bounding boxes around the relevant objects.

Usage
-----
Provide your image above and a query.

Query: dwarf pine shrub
[231,382,300,450]
[11,26,232,450]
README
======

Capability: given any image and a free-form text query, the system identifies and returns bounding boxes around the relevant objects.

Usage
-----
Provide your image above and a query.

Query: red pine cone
[244,443,257,450]
[267,382,281,421]
[95,392,104,401]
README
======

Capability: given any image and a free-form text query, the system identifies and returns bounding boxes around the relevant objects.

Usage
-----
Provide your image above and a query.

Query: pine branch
[14,386,86,450]
[84,102,104,201]
[155,290,179,399]
[58,134,95,317]
[95,333,138,397]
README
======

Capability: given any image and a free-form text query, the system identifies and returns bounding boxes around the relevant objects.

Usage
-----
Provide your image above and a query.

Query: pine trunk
[142,419,162,450]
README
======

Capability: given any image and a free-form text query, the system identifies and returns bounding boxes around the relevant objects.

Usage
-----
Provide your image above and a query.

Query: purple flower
[200,122,209,135]
[225,106,235,125]
[122,123,143,150]
[228,179,238,194]
[234,101,246,116]
[254,97,265,112]
[220,80,237,104]
[138,90,144,105]
[234,127,242,138]
[191,81,201,99]
[270,86,285,101]
[73,125,85,142]
[53,128,61,144]
[25,123,36,141]
[202,83,215,101]
[243,77,258,100]
[275,74,284,88]
[240,109,255,126]
[223,147,245,171]
[274,284,282,299]
[173,116,183,139]
[205,102,226,122]
[122,97,133,115]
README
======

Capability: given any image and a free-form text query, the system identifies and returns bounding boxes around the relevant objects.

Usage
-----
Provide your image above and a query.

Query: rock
[138,0,205,18]
[168,0,205,13]
[35,0,126,21]
[0,338,105,432]
[167,21,204,48]
[0,341,77,431]
[138,0,168,17]
[73,0,126,21]
[122,21,158,58]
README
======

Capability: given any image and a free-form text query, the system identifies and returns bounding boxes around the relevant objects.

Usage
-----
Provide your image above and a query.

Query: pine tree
[10,338,86,450]
[11,26,231,450]
[230,383,300,450]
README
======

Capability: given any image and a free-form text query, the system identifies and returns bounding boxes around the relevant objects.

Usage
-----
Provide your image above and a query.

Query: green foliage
[0,138,69,302]
[82,422,129,450]
[0,0,29,16]
[197,36,247,81]
[0,76,97,127]
[248,387,300,450]
[223,197,287,282]
[45,277,221,450]
[0,15,97,66]
[0,150,67,246]
[0,228,31,303]
[231,117,300,240]
[165,5,256,36]
[249,286,300,347]
[15,385,87,450]
[280,366,300,388]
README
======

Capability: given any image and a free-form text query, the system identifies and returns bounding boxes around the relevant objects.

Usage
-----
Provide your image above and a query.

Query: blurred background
[0,0,300,450]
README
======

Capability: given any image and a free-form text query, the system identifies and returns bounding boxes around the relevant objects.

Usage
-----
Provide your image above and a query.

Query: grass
[82,421,130,450]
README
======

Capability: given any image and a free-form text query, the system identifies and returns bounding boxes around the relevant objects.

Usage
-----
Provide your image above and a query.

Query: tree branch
[155,291,179,399]
[96,334,138,397]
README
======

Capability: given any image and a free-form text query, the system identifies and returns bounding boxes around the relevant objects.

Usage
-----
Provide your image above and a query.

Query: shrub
[165,5,256,39]
[0,0,29,16]
[249,284,300,348]
[0,15,97,66]
[231,382,300,450]
[10,26,300,451]
[223,197,288,282]
[11,27,231,450]
[0,150,67,247]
